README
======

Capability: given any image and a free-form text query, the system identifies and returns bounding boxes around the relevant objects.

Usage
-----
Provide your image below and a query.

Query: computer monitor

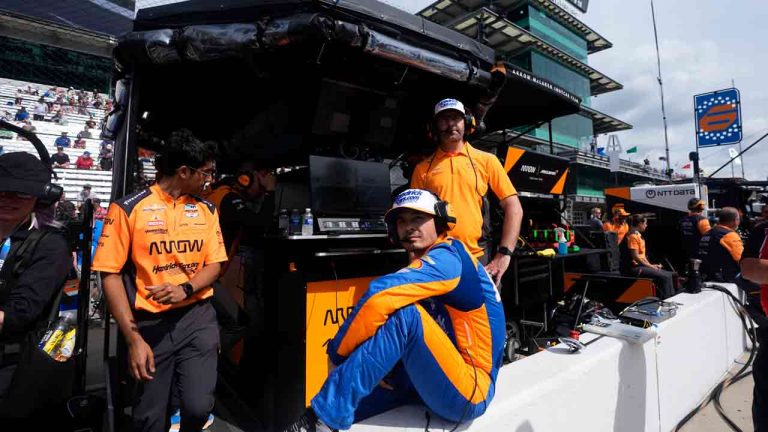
[309,155,391,217]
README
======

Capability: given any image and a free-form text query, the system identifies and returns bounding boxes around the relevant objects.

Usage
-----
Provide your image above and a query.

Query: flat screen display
[309,155,391,216]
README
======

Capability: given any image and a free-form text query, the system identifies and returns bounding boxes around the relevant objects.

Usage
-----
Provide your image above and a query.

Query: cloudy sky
[134,0,768,179]
[381,0,768,179]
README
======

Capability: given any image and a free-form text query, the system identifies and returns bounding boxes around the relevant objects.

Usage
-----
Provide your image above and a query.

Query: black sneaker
[282,408,337,432]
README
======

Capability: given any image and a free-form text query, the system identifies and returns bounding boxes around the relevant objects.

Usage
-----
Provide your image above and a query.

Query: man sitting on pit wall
[619,214,676,299]
[282,189,506,432]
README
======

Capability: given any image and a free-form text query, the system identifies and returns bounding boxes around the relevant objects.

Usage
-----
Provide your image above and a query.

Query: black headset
[387,190,457,245]
[0,119,63,206]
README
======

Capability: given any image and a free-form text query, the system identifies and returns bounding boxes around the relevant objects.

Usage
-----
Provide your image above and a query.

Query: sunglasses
[187,166,216,179]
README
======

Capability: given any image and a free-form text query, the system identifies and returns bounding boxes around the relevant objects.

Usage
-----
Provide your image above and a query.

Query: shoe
[168,410,215,431]
[282,408,337,432]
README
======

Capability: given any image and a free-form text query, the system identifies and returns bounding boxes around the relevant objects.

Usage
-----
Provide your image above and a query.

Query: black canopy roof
[134,0,495,67]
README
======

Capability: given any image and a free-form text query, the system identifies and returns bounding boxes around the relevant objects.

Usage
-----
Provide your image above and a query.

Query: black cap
[0,152,51,197]
[687,198,705,211]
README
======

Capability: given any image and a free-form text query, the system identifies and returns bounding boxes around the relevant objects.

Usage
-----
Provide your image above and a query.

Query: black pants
[32,114,44,121]
[133,300,219,432]
[629,266,675,299]
[755,326,768,431]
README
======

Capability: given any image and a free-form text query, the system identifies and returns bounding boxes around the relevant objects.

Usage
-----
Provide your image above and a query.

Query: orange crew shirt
[604,218,629,244]
[411,142,517,258]
[626,231,647,266]
[92,184,228,313]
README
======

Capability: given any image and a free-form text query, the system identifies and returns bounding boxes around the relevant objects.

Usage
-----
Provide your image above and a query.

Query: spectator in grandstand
[52,109,67,126]
[20,120,35,136]
[55,192,77,224]
[73,137,87,149]
[78,100,90,116]
[43,88,54,99]
[92,198,107,221]
[55,132,71,148]
[75,151,94,170]
[99,144,113,171]
[51,146,70,169]
[79,184,95,202]
[85,119,97,129]
[78,125,93,140]
[32,98,47,121]
[13,107,28,122]
[13,95,22,106]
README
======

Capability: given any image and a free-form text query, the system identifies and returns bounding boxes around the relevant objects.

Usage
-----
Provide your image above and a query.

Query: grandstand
[0,77,114,204]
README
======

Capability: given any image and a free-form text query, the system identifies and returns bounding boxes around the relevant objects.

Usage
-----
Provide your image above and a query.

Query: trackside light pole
[651,0,672,179]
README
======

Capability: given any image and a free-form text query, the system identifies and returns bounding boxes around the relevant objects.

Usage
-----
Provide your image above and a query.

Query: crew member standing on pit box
[698,207,743,282]
[203,163,276,362]
[680,198,711,262]
[603,204,630,244]
[92,129,227,432]
[411,98,523,283]
[741,220,768,431]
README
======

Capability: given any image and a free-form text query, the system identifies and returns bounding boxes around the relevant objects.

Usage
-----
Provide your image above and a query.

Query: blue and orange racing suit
[312,236,506,430]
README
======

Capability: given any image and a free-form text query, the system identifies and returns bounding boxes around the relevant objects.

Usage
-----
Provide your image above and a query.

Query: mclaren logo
[149,240,204,255]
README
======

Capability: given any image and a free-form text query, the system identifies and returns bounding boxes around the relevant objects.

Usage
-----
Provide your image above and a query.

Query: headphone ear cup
[37,183,63,207]
[464,114,476,137]
[236,172,253,189]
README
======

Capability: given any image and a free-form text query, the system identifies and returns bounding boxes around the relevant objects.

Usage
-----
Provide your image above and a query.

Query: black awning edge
[114,15,491,88]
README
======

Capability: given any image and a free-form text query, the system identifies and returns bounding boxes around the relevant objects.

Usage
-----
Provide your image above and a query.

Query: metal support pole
[732,78,746,179]
[651,0,672,179]
[548,121,554,155]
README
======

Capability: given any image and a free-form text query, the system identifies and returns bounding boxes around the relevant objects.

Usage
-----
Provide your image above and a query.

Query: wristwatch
[497,246,515,257]
[181,282,195,299]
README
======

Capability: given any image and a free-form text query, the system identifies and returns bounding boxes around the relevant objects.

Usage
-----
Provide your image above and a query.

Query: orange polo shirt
[604,218,629,244]
[626,231,646,266]
[411,142,517,258]
[92,184,228,313]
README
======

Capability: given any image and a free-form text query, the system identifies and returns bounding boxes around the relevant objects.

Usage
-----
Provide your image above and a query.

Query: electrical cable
[672,284,757,432]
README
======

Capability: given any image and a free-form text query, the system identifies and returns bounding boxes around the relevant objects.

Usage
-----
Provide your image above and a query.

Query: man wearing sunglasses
[93,129,228,432]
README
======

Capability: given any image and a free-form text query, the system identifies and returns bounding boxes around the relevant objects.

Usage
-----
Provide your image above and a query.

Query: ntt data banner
[630,184,707,212]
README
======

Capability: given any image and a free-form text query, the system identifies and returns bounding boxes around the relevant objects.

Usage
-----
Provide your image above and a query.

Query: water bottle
[278,209,289,236]
[301,208,314,236]
[289,209,301,235]
[555,228,568,255]
[39,311,76,355]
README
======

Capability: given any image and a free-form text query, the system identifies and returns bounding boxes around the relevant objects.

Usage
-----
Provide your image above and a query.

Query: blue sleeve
[327,244,462,365]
